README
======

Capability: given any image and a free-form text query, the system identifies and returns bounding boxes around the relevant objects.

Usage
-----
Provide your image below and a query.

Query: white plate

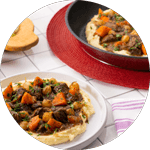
[1,72,107,150]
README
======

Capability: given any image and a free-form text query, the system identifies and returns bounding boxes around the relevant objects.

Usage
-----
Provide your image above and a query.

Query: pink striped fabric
[110,99,146,135]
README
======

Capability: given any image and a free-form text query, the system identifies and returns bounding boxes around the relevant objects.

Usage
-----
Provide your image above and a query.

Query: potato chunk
[42,85,52,95]
[42,99,52,107]
[42,112,53,122]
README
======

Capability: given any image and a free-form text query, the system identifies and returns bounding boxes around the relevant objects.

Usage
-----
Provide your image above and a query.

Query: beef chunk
[105,22,123,32]
[29,86,42,100]
[53,83,69,95]
[129,48,142,56]
[15,88,26,97]
[31,101,42,110]
[30,107,42,118]
[30,107,51,118]
[11,88,27,102]
[11,111,22,123]
[101,34,117,43]
[53,107,68,123]
[20,104,32,114]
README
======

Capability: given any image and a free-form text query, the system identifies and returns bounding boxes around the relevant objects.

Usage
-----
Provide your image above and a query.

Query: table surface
[0,0,148,149]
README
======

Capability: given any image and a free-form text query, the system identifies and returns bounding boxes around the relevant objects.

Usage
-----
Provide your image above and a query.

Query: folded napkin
[109,98,146,135]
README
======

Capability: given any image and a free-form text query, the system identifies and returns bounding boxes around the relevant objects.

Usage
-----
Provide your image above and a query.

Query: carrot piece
[47,118,62,130]
[29,115,41,131]
[117,20,129,26]
[6,103,11,110]
[21,92,34,104]
[100,16,109,22]
[33,76,43,86]
[67,116,81,124]
[52,92,67,106]
[114,41,125,47]
[69,89,76,95]
[95,26,112,37]
[3,82,13,100]
[98,8,103,15]
[141,44,147,55]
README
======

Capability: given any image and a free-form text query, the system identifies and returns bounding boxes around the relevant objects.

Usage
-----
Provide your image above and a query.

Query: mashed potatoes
[4,79,95,146]
[86,9,147,57]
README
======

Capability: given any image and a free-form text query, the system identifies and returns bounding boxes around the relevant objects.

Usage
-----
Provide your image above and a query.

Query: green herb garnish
[54,83,60,86]
[82,115,86,119]
[90,26,92,29]
[7,93,10,97]
[130,47,135,50]
[98,14,101,19]
[135,43,141,47]
[44,123,51,129]
[29,86,34,93]
[116,34,122,38]
[67,101,72,104]
[15,83,22,86]
[22,115,30,121]
[70,104,74,110]
[103,43,107,48]
[54,128,58,133]
[114,46,119,51]
[28,132,32,135]
[58,89,61,93]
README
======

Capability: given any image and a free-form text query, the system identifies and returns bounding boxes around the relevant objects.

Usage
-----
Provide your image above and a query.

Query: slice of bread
[5,18,39,51]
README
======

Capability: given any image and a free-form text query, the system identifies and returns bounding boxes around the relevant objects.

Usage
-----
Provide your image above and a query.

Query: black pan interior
[67,1,109,43]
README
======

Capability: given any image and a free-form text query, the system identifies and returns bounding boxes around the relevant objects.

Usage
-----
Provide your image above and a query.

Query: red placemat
[47,4,150,90]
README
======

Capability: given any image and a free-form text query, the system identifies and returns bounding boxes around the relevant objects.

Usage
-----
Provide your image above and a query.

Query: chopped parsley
[135,39,138,43]
[67,101,72,104]
[70,103,74,110]
[28,132,32,135]
[98,14,101,19]
[22,115,30,121]
[15,83,22,86]
[46,93,49,98]
[44,123,51,129]
[43,81,50,88]
[130,47,135,50]
[54,83,60,86]
[82,115,86,119]
[31,82,34,85]
[135,43,141,47]
[5,100,11,102]
[58,89,62,93]
[116,34,122,38]
[19,112,25,116]
[103,43,107,48]
[37,134,41,136]
[90,26,92,29]
[114,46,119,51]
[50,80,54,84]
[7,93,10,97]
[54,128,58,133]
[29,86,34,93]
[125,31,128,35]
[11,102,20,112]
